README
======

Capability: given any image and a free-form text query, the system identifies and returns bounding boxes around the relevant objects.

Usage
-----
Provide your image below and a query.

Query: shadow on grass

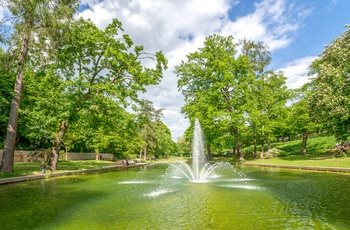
[271,136,336,159]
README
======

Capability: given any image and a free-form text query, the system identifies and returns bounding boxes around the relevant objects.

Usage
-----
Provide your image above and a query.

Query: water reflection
[0,167,350,229]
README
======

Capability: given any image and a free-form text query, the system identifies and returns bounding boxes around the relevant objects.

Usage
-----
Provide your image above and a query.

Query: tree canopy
[0,4,170,171]
[309,25,350,141]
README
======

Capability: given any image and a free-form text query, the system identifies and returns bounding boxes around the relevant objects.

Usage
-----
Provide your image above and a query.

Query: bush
[264,148,281,159]
[333,143,350,157]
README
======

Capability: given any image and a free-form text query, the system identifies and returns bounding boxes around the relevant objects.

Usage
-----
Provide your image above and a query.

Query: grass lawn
[243,156,350,168]
[239,136,350,168]
[151,157,189,163]
[0,160,117,179]
[0,158,189,180]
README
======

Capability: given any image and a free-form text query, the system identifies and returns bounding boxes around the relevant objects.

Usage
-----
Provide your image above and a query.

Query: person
[40,161,46,174]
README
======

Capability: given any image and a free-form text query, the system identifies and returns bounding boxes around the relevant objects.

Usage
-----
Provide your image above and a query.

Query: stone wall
[59,152,114,161]
[0,150,114,162]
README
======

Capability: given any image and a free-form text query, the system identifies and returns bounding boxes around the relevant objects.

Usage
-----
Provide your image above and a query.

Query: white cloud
[76,0,311,141]
[221,0,310,51]
[278,56,317,89]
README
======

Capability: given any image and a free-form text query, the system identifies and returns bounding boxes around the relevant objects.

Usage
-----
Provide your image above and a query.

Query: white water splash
[145,189,170,197]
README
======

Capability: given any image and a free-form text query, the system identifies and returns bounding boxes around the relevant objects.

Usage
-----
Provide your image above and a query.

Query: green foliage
[153,121,175,158]
[20,67,70,147]
[134,100,175,159]
[309,25,350,141]
[176,35,291,159]
[10,17,168,166]
[175,34,255,159]
[176,135,191,156]
[242,136,336,157]
[279,87,323,155]
[0,48,15,147]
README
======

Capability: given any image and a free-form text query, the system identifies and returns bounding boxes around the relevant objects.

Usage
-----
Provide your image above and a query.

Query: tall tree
[288,86,320,155]
[175,34,254,160]
[0,0,79,172]
[135,99,163,160]
[309,25,350,142]
[176,135,191,157]
[240,39,271,156]
[24,18,167,170]
[153,121,175,158]
[241,39,289,158]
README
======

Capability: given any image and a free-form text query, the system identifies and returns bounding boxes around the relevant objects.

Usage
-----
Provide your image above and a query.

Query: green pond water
[1,164,350,230]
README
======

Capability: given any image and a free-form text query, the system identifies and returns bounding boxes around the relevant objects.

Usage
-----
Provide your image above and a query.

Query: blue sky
[2,0,349,141]
[269,0,350,68]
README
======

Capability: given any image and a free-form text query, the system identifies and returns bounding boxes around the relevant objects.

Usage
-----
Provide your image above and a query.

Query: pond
[1,164,350,229]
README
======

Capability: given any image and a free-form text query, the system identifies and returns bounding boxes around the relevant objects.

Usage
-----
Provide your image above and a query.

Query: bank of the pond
[243,163,350,173]
[0,163,147,185]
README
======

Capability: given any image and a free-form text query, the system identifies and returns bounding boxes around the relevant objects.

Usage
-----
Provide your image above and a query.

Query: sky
[2,0,350,142]
[66,0,350,141]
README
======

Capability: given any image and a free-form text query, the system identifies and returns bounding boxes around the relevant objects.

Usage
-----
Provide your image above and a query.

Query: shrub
[333,143,350,157]
[264,148,281,159]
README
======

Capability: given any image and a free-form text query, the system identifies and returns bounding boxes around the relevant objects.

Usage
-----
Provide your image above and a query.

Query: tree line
[175,26,350,160]
[0,0,173,172]
[1,1,349,172]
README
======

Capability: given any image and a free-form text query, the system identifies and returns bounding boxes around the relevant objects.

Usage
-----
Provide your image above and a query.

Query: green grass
[0,160,117,179]
[271,136,336,156]
[243,156,350,168]
[243,136,336,156]
[240,136,350,168]
[151,157,189,163]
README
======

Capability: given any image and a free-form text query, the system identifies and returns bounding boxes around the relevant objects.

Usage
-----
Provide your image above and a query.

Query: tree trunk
[253,131,257,156]
[49,121,69,170]
[260,125,265,159]
[301,132,308,155]
[260,138,265,159]
[143,145,147,161]
[1,34,29,173]
[234,127,244,161]
[206,144,211,161]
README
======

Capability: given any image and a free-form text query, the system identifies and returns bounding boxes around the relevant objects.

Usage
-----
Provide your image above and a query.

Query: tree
[135,99,163,160]
[23,18,167,170]
[241,39,271,156]
[177,135,191,157]
[240,39,289,158]
[288,87,320,155]
[175,34,254,160]
[0,0,79,172]
[309,25,350,142]
[0,48,15,149]
[153,121,175,158]
[257,71,289,157]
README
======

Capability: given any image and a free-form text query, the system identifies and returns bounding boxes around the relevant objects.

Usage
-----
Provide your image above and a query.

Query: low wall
[59,152,114,161]
[0,150,114,162]
[0,150,46,162]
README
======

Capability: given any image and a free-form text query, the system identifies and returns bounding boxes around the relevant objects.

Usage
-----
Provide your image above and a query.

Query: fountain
[170,118,228,183]
[2,129,350,229]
